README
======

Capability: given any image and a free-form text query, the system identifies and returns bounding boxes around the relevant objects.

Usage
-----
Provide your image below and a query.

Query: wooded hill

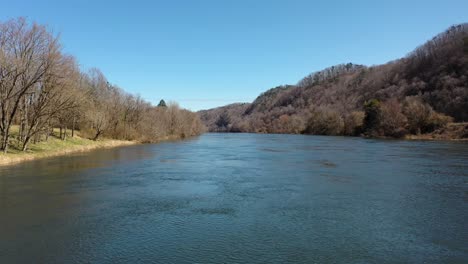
[199,24,468,138]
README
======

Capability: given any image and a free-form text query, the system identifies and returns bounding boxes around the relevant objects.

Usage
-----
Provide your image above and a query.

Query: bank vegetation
[200,24,468,140]
[0,18,204,155]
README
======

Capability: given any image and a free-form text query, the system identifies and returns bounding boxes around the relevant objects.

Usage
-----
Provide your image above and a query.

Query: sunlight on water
[1,134,468,263]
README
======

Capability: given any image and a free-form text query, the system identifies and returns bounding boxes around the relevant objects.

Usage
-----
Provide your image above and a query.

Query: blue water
[1,133,467,263]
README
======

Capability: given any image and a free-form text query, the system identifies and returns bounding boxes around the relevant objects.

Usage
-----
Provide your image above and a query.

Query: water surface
[1,133,467,263]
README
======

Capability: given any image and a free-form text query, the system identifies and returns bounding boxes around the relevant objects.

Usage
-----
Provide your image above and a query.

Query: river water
[1,133,467,263]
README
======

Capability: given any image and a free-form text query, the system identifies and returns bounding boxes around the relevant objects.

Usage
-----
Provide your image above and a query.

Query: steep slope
[199,103,251,132]
[199,24,468,137]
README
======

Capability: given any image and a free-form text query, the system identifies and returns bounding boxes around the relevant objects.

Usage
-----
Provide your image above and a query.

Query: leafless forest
[200,24,468,138]
[0,18,204,153]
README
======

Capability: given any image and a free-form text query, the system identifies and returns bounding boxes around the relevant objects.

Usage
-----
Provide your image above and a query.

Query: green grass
[5,126,91,153]
[0,126,135,166]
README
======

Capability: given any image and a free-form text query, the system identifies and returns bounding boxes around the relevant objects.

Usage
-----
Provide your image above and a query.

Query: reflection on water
[1,133,468,263]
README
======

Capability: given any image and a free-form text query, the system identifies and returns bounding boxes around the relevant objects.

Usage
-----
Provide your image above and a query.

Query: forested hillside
[199,24,468,138]
[0,18,204,153]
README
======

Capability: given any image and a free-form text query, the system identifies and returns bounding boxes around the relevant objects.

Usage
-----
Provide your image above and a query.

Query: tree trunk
[19,120,24,143]
[1,128,11,153]
[72,116,76,137]
[123,122,127,140]
[35,132,41,144]
[19,97,25,143]
[22,136,32,152]
[0,121,11,154]
[93,130,101,141]
[63,126,67,141]
[45,126,50,141]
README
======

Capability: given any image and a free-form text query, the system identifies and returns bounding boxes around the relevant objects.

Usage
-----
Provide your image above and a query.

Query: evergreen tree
[215,111,231,130]
[158,99,167,107]
[363,99,381,136]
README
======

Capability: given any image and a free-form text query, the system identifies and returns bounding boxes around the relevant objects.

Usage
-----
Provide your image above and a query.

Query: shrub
[379,99,408,138]
[403,97,453,134]
[215,111,231,131]
[364,99,408,138]
[402,97,433,134]
[363,99,382,136]
[343,111,365,136]
[426,112,453,132]
[304,108,344,135]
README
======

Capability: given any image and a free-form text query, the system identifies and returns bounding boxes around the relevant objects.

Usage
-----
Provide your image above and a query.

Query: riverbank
[0,131,204,167]
[208,122,468,141]
[0,136,137,167]
[403,122,468,141]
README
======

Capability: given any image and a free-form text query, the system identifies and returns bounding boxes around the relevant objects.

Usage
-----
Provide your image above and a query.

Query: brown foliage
[304,107,344,136]
[379,99,408,138]
[343,111,365,136]
[0,18,204,152]
[402,97,453,134]
[200,24,467,138]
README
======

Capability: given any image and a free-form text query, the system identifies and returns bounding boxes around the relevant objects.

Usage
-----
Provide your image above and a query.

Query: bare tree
[0,18,59,152]
[20,55,81,150]
[0,18,205,150]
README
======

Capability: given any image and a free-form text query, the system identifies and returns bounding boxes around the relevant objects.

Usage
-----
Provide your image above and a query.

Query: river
[1,133,467,263]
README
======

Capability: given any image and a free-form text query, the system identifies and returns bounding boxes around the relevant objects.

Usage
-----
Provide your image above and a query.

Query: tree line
[201,97,452,138]
[0,18,204,153]
[199,23,468,138]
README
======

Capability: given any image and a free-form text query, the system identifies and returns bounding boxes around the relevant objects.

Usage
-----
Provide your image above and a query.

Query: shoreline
[207,131,468,141]
[0,134,201,168]
[2,129,465,168]
[403,135,468,141]
[0,139,138,167]
[209,122,468,141]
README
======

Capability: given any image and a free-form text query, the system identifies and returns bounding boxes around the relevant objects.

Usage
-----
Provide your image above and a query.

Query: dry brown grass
[0,127,137,167]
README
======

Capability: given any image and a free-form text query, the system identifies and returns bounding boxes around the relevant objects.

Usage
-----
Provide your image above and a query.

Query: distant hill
[199,24,468,138]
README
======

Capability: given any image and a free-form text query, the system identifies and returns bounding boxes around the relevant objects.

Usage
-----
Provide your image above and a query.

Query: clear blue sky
[1,0,467,110]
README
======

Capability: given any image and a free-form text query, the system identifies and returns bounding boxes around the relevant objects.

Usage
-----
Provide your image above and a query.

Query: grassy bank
[0,128,137,167]
[0,125,204,167]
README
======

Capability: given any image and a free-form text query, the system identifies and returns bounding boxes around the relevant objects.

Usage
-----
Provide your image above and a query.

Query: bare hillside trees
[200,24,467,138]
